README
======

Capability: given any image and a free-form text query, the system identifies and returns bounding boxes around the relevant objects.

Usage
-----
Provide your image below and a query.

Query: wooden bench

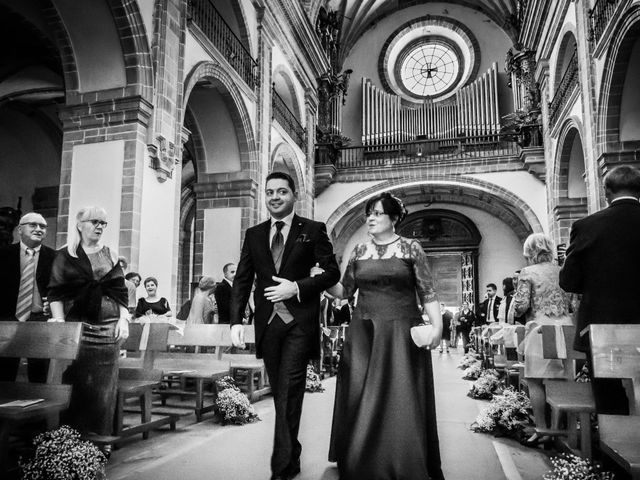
[0,322,82,474]
[114,323,190,443]
[587,324,640,479]
[539,324,595,459]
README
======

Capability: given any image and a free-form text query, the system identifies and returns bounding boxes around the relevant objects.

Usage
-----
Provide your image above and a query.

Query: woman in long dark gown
[319,192,445,480]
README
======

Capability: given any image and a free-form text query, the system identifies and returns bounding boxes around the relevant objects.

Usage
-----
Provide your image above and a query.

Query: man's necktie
[488,298,494,322]
[16,248,36,322]
[271,221,285,271]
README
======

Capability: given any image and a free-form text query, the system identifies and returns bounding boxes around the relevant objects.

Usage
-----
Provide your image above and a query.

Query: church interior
[1,0,640,479]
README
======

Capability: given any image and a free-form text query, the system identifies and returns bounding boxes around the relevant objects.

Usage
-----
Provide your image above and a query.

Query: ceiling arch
[335,0,519,64]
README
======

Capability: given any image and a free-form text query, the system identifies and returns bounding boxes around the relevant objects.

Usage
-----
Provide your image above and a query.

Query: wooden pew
[588,324,640,479]
[112,323,190,444]
[0,322,82,474]
[539,324,595,458]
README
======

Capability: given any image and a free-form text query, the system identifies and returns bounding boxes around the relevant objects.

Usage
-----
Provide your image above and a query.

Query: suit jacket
[214,280,232,324]
[559,198,640,351]
[477,296,501,324]
[230,214,340,358]
[0,243,56,320]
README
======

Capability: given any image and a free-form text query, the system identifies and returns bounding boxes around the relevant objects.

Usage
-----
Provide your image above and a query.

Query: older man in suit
[0,212,56,382]
[560,165,640,414]
[215,262,236,324]
[230,171,339,480]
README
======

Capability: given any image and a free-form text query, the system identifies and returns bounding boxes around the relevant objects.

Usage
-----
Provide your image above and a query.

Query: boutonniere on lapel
[296,233,311,243]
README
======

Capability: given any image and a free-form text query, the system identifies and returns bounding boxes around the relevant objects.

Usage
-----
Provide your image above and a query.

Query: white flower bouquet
[471,387,531,437]
[20,425,107,480]
[543,453,614,480]
[305,364,324,393]
[462,363,483,380]
[214,376,260,425]
[468,369,503,400]
[458,352,481,370]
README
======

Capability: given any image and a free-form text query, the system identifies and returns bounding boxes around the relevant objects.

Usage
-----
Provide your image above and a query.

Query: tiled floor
[107,348,552,480]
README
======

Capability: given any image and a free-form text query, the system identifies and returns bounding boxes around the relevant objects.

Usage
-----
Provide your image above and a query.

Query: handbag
[410,323,435,348]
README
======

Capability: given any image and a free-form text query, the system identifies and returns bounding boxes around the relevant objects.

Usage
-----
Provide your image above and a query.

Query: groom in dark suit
[230,171,339,480]
[560,165,640,414]
[0,212,56,382]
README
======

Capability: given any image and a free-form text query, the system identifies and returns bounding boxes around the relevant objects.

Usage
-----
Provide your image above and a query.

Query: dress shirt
[487,297,495,322]
[19,241,43,313]
[611,196,640,203]
[269,210,295,246]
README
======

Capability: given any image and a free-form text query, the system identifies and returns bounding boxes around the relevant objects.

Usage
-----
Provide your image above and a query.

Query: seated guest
[186,276,217,325]
[512,233,572,447]
[0,212,56,382]
[135,277,172,318]
[48,206,128,454]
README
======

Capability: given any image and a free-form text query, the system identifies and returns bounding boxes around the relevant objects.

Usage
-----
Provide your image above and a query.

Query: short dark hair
[125,272,141,281]
[266,171,296,193]
[486,283,497,290]
[364,192,407,225]
[604,165,640,195]
[223,262,235,274]
[144,276,158,287]
[502,277,514,293]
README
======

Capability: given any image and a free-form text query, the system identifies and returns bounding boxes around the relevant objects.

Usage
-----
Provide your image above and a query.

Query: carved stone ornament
[148,135,176,182]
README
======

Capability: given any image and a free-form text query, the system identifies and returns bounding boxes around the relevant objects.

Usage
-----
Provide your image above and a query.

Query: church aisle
[108,348,552,480]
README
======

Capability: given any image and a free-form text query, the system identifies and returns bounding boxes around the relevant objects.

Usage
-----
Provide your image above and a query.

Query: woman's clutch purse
[410,323,435,348]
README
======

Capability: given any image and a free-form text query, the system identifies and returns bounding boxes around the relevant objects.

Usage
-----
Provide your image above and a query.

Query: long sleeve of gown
[410,240,438,304]
[340,246,360,299]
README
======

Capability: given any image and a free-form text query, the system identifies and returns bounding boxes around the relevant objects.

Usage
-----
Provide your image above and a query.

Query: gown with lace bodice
[329,237,444,480]
[512,261,574,378]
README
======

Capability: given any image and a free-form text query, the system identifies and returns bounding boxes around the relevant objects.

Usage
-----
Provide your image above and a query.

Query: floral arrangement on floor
[20,425,107,480]
[468,369,503,400]
[471,387,532,437]
[543,453,614,480]
[214,376,260,425]
[458,352,481,370]
[305,364,324,393]
[462,362,484,380]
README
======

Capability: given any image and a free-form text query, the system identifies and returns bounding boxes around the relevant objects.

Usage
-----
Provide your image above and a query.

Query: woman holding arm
[315,192,445,480]
[48,206,129,448]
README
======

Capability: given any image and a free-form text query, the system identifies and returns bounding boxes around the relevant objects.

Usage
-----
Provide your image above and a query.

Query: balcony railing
[549,49,579,127]
[316,135,521,169]
[589,0,622,45]
[188,0,259,90]
[272,91,306,150]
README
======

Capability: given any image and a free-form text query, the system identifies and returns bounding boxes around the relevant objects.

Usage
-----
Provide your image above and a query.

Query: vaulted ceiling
[330,0,519,63]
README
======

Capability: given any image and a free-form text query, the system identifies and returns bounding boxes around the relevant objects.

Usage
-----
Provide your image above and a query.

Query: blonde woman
[512,233,573,447]
[48,207,129,453]
[186,276,217,325]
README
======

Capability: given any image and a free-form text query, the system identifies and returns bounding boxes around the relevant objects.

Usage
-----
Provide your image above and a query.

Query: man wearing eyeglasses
[0,212,56,382]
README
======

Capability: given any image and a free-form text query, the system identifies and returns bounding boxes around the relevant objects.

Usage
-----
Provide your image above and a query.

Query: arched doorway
[397,210,482,306]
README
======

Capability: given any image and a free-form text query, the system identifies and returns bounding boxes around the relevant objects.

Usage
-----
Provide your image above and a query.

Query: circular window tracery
[399,40,461,98]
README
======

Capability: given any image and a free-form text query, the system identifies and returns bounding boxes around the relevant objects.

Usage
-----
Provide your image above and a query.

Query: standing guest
[229,171,339,480]
[497,277,515,323]
[316,192,445,480]
[119,257,140,316]
[560,165,640,415]
[186,276,217,325]
[214,262,236,324]
[438,302,453,353]
[478,283,501,324]
[48,206,129,451]
[0,212,55,382]
[454,301,476,353]
[135,277,172,319]
[512,233,572,447]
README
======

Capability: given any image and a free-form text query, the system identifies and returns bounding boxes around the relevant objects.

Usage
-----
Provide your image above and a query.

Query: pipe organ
[361,63,500,146]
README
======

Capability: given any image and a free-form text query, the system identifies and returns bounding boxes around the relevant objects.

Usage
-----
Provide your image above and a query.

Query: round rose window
[399,40,461,98]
